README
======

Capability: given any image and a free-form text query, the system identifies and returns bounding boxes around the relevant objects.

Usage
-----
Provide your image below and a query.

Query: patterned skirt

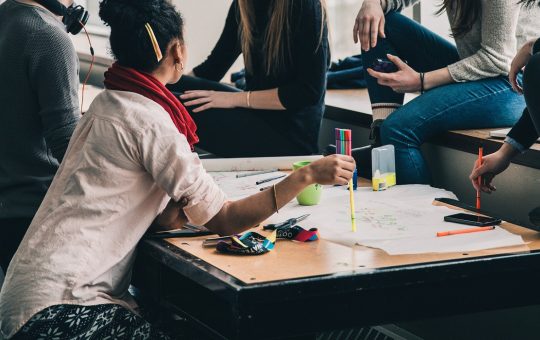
[11,304,173,339]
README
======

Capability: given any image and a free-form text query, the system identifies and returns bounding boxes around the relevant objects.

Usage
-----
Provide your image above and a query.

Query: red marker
[476,145,483,210]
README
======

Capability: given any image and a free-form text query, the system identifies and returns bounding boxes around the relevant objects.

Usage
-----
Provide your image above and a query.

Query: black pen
[256,174,286,185]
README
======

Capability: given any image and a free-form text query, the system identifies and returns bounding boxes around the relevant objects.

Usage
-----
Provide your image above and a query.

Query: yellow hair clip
[144,23,163,62]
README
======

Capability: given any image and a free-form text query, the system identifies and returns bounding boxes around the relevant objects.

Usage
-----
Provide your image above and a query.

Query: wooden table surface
[135,190,540,339]
[165,200,539,285]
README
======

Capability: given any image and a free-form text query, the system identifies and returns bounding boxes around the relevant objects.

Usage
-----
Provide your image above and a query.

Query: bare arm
[424,67,454,91]
[154,155,356,235]
[181,88,285,112]
[239,89,286,110]
[367,54,455,93]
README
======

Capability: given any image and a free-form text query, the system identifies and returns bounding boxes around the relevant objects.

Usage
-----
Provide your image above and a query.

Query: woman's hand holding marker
[306,154,356,186]
[469,143,520,194]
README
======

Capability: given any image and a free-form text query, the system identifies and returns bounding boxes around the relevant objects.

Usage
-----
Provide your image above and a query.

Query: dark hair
[437,0,481,38]
[99,0,184,72]
[439,0,540,38]
[519,0,540,6]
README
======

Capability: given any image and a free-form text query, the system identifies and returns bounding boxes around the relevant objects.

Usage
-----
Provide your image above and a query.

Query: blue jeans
[362,12,525,184]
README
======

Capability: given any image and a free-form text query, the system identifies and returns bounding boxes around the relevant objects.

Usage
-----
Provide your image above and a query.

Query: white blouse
[0,90,227,338]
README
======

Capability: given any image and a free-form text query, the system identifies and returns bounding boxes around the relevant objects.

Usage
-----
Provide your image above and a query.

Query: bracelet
[272,184,279,213]
[419,72,425,94]
[246,91,252,108]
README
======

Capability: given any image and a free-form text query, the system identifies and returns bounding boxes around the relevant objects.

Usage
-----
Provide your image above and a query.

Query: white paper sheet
[210,171,289,199]
[209,171,525,254]
[252,183,525,255]
[202,155,323,171]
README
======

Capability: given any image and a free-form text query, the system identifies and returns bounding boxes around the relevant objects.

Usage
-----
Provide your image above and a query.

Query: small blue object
[353,168,358,190]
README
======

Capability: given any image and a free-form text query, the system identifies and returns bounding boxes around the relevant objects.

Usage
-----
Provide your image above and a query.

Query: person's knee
[525,53,540,80]
[533,38,540,54]
[384,11,402,26]
[383,11,414,39]
[380,110,423,147]
[362,11,405,56]
[380,115,406,145]
[524,53,540,98]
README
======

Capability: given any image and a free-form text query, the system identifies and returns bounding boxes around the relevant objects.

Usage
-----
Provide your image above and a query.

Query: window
[79,0,109,36]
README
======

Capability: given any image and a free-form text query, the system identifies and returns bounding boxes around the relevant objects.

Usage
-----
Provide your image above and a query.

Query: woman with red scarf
[0,0,355,339]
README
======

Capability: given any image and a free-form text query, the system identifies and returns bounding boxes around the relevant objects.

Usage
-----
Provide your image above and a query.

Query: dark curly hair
[99,0,184,72]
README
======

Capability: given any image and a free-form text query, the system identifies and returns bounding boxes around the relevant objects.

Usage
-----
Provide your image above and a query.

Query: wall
[72,0,241,82]
[420,0,452,41]
[172,0,242,72]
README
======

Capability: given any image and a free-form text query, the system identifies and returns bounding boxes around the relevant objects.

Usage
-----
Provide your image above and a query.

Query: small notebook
[490,128,540,141]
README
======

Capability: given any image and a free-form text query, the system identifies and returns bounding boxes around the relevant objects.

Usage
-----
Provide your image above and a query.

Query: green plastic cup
[293,161,323,206]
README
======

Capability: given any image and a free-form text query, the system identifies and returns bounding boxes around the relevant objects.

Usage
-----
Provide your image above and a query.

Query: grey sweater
[385,0,540,82]
[0,0,80,219]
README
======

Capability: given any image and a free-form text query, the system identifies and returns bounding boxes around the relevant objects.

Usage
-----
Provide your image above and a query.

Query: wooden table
[133,191,540,339]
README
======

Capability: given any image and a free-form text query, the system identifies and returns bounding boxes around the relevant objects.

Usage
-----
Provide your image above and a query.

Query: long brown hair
[437,0,481,38]
[238,0,327,76]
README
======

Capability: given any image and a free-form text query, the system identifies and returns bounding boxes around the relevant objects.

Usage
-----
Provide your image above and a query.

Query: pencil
[476,145,483,210]
[349,179,357,232]
[437,226,495,237]
[256,174,286,185]
[236,169,278,178]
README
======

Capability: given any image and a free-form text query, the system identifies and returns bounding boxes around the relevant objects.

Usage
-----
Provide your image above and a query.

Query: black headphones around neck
[34,0,89,35]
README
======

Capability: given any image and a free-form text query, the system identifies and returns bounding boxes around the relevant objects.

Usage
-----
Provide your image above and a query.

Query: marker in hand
[476,144,483,210]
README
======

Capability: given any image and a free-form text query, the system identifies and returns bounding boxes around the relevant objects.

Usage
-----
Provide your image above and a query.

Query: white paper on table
[210,171,289,199]
[263,185,525,255]
[202,155,323,172]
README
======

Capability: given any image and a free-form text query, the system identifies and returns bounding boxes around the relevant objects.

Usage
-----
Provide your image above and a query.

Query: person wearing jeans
[353,0,540,184]
[470,37,540,193]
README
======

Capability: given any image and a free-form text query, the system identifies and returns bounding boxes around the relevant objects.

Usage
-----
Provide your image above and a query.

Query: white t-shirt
[0,90,227,338]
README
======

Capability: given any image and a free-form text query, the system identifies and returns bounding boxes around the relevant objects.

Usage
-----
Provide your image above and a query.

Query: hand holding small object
[366,54,421,93]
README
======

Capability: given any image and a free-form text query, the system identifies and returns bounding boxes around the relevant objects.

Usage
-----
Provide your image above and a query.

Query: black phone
[444,213,502,227]
[371,58,398,73]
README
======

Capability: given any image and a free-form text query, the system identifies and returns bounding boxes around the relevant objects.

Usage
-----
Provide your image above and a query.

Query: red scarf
[104,63,199,149]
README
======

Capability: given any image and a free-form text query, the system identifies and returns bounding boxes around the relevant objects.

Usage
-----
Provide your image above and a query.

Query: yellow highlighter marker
[349,179,357,232]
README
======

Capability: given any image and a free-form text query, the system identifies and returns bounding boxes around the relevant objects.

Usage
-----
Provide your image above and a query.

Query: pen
[263,214,310,230]
[476,144,483,210]
[256,174,286,185]
[437,226,495,237]
[236,169,278,178]
[149,229,214,239]
[349,179,357,232]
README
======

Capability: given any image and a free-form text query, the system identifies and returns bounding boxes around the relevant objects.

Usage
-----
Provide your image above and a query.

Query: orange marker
[476,145,483,210]
[437,226,495,237]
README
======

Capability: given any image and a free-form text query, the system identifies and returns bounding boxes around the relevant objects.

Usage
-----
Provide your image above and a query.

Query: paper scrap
[202,155,323,172]
[210,171,289,199]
